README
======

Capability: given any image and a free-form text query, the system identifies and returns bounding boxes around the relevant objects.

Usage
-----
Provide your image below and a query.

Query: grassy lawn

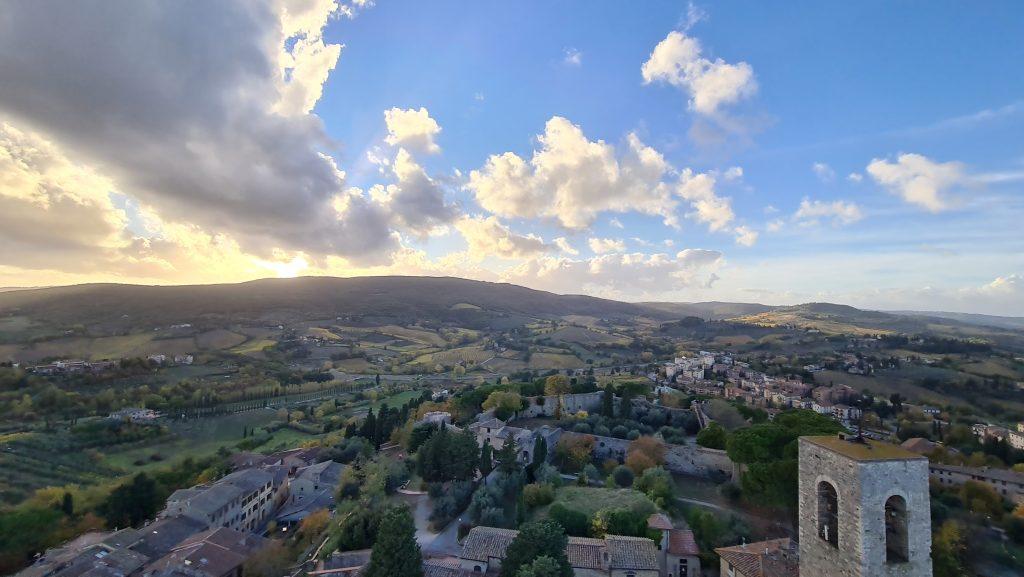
[230,338,277,355]
[534,486,656,520]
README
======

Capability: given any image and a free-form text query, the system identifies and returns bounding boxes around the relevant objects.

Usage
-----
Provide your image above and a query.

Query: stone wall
[518,392,604,418]
[562,432,732,480]
[797,438,932,577]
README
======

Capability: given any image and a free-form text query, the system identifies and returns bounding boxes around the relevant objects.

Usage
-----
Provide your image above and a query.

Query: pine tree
[60,492,74,516]
[601,385,614,417]
[500,520,572,577]
[364,506,423,577]
[480,443,494,478]
[531,436,547,469]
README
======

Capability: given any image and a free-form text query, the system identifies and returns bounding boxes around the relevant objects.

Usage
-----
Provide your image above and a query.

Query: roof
[604,536,659,571]
[565,537,606,570]
[646,513,673,530]
[459,527,518,561]
[422,557,471,577]
[801,435,925,462]
[929,462,1024,485]
[900,437,938,455]
[146,528,265,577]
[715,538,798,577]
[129,517,207,558]
[668,529,700,557]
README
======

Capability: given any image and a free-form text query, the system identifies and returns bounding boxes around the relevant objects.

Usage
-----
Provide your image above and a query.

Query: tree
[634,467,674,508]
[364,506,423,577]
[554,435,594,473]
[544,375,571,397]
[549,503,589,536]
[531,436,548,470]
[612,465,635,488]
[60,492,74,516]
[496,439,521,475]
[601,385,614,417]
[696,423,727,449]
[515,555,563,577]
[480,443,494,477]
[625,436,665,475]
[500,520,572,577]
[417,428,480,482]
[483,391,524,420]
[100,473,160,528]
[244,540,292,577]
[932,520,967,577]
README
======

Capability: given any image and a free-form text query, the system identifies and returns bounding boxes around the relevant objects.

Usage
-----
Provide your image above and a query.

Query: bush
[612,466,634,488]
[523,484,555,508]
[549,503,590,537]
[594,425,610,436]
[696,423,727,449]
[611,425,629,439]
[626,430,640,440]
[573,423,592,434]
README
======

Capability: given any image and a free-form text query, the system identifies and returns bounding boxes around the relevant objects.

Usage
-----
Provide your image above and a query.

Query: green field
[230,338,277,355]
[528,352,585,369]
[533,486,657,520]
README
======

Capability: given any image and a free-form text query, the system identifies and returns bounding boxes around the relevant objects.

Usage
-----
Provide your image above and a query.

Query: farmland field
[528,352,585,369]
[411,346,492,366]
[230,338,277,355]
[195,328,247,349]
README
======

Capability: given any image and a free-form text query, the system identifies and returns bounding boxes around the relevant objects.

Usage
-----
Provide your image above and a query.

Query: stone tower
[798,435,932,577]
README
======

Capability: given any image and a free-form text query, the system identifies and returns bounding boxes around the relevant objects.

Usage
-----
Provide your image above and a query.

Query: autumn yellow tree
[625,436,666,475]
[544,375,571,396]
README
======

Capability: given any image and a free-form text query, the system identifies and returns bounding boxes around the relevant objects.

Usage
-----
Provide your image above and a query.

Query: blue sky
[0,1,1021,314]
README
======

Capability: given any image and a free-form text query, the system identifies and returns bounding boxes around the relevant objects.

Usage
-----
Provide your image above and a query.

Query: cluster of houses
[422,513,700,577]
[664,352,865,426]
[26,354,193,376]
[18,448,345,577]
[972,422,1024,451]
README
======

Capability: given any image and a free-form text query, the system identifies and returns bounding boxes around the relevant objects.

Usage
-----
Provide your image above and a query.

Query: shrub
[612,465,634,488]
[549,503,590,537]
[611,425,629,439]
[523,484,555,508]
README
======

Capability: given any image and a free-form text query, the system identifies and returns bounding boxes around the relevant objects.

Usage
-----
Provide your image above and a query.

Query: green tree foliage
[0,507,63,573]
[601,385,615,417]
[480,442,494,477]
[724,410,843,509]
[591,508,648,538]
[336,507,383,550]
[500,520,572,577]
[483,391,524,420]
[612,465,634,488]
[99,473,161,529]
[544,375,572,396]
[496,439,521,475]
[932,520,968,577]
[364,506,423,577]
[549,503,589,537]
[515,555,563,577]
[633,468,674,509]
[695,422,727,449]
[416,428,479,482]
[532,436,548,470]
[408,422,438,452]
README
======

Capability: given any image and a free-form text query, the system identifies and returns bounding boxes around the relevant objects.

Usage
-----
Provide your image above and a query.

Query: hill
[0,276,665,334]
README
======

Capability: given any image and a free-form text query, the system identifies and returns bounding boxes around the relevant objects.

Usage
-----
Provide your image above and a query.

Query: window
[679,558,689,576]
[885,495,909,563]
[817,481,839,547]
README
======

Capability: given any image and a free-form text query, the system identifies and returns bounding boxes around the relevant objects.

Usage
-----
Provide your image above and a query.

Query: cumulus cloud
[588,237,626,254]
[502,249,723,297]
[454,215,549,261]
[563,48,583,67]
[553,237,579,256]
[811,162,836,183]
[0,0,395,263]
[794,198,864,226]
[384,107,442,154]
[866,153,966,212]
[467,116,677,230]
[733,226,758,247]
[641,30,756,116]
[368,148,458,236]
[676,169,734,231]
[847,172,864,183]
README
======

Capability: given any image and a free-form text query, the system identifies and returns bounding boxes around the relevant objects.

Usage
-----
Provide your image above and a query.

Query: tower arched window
[817,481,839,547]
[885,495,909,563]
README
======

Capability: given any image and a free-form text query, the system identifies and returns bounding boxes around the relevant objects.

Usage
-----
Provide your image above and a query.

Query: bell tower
[798,435,932,577]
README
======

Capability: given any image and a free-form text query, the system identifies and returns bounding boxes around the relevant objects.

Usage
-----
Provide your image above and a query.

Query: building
[467,418,562,464]
[929,462,1024,504]
[108,407,160,424]
[457,526,661,577]
[715,538,798,577]
[647,514,700,577]
[162,469,274,532]
[140,527,266,577]
[275,460,345,526]
[798,435,932,577]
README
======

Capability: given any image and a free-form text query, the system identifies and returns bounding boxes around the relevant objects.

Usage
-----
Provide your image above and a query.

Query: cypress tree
[364,506,423,577]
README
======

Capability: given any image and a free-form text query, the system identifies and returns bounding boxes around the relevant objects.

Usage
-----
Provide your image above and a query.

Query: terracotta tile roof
[565,537,606,570]
[605,536,659,571]
[647,513,673,531]
[714,538,798,577]
[667,529,699,557]
[459,527,518,562]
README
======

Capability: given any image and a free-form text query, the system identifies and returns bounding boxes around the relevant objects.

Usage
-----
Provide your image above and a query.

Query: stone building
[798,435,932,577]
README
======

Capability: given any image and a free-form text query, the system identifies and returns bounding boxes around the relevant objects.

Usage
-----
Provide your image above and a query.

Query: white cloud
[553,237,579,256]
[609,217,624,229]
[563,47,583,67]
[454,215,549,261]
[0,0,396,262]
[794,198,864,226]
[641,30,756,116]
[502,249,723,297]
[765,219,785,233]
[588,237,626,254]
[723,166,744,182]
[384,107,442,154]
[847,172,864,183]
[467,116,677,230]
[368,148,458,236]
[675,169,734,231]
[866,153,967,212]
[811,162,836,183]
[733,226,758,247]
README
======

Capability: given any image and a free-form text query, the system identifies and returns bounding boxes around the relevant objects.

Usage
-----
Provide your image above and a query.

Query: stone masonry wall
[798,438,932,577]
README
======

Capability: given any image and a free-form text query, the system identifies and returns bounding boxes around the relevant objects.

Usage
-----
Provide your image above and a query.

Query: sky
[0,0,1022,315]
